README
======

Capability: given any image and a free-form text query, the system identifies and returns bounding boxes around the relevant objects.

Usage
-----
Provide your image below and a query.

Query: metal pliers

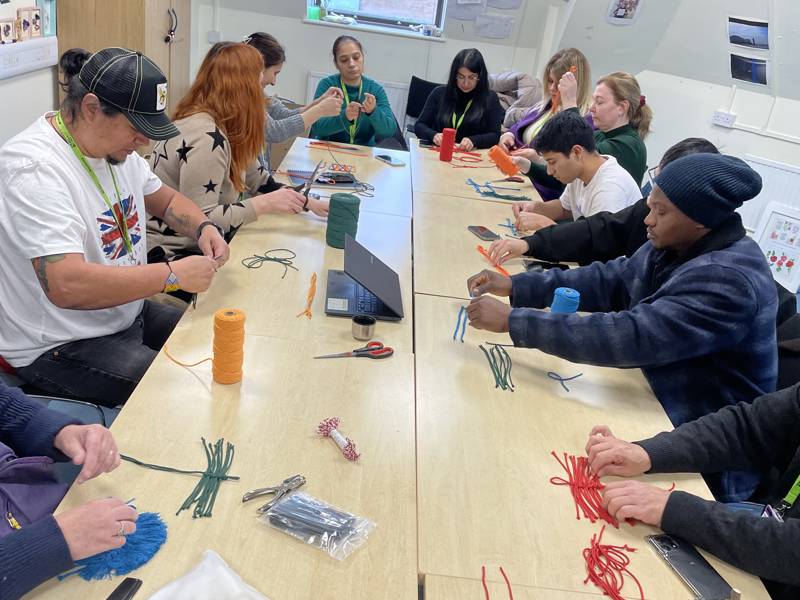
[242,474,306,513]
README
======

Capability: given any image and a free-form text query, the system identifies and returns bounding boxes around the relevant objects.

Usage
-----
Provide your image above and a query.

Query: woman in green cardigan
[309,35,396,146]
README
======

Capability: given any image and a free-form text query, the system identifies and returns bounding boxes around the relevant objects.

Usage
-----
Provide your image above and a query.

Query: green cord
[479,344,515,392]
[120,437,239,519]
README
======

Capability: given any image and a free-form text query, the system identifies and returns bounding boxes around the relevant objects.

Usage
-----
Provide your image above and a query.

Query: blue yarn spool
[326,193,360,249]
[60,512,168,581]
[550,287,580,314]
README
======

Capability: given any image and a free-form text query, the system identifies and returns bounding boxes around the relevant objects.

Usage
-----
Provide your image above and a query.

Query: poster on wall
[448,0,486,21]
[475,13,514,39]
[487,0,523,9]
[728,17,769,50]
[606,0,642,25]
[36,0,55,37]
[753,202,800,292]
[730,53,768,86]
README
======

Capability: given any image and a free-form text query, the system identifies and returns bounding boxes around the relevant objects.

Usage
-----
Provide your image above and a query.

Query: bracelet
[196,220,224,241]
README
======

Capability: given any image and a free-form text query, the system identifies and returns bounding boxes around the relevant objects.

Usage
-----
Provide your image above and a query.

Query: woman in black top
[414,48,504,150]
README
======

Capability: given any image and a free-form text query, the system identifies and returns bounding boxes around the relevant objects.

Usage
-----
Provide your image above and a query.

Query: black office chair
[403,75,440,134]
[376,113,409,152]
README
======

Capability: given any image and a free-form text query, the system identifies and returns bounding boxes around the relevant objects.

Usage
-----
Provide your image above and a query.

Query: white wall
[190,0,556,105]
[0,67,57,144]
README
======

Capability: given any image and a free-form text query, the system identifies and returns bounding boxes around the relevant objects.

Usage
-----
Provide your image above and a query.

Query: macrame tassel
[60,512,167,581]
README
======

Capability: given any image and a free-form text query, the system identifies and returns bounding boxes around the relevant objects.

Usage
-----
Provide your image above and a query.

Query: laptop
[324,235,404,321]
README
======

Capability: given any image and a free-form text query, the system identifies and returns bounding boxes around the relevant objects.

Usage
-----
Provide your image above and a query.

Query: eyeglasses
[456,74,479,83]
[647,165,659,187]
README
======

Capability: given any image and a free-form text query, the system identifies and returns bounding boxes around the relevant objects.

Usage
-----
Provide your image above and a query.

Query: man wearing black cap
[0,47,230,406]
[465,153,778,502]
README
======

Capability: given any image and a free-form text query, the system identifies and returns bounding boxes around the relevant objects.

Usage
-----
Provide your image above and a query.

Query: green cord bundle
[478,344,515,392]
[121,437,239,519]
[326,193,360,249]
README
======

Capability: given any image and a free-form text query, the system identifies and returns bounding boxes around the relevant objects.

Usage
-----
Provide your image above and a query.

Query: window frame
[319,0,446,32]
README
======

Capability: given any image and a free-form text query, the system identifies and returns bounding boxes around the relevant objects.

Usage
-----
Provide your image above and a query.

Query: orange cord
[477,245,511,277]
[296,272,317,319]
[551,65,578,114]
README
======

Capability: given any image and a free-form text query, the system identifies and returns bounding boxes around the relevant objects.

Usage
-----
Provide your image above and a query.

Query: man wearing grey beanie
[466,152,778,503]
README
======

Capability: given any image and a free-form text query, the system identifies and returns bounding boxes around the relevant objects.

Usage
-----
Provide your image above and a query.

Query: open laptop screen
[344,234,404,318]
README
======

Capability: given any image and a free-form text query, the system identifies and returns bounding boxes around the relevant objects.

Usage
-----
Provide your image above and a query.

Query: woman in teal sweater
[309,35,396,146]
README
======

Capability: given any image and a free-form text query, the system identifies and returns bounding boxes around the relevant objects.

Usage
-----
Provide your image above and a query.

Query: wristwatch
[163,262,180,293]
[196,220,224,241]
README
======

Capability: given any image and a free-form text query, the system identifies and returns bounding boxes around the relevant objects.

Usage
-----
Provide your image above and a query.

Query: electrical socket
[712,110,737,128]
[207,30,223,43]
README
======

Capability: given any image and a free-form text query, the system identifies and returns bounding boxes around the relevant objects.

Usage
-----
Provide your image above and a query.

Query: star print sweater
[147,112,280,258]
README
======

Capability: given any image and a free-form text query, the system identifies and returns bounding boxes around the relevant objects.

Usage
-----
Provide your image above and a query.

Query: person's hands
[316,94,343,118]
[306,196,329,217]
[586,425,652,477]
[511,147,538,162]
[467,269,513,297]
[54,424,120,485]
[511,155,531,174]
[321,86,344,101]
[55,498,138,561]
[499,132,516,151]
[516,212,556,233]
[170,256,218,293]
[433,133,443,147]
[466,295,512,333]
[512,201,534,218]
[362,92,377,114]
[345,101,362,121]
[197,226,229,268]
[457,137,475,151]
[265,187,307,214]
[558,71,579,109]
[602,481,671,527]
[488,238,528,265]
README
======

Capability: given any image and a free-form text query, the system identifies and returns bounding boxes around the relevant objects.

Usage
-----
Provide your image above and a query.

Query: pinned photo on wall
[730,53,768,86]
[448,0,486,21]
[728,17,768,50]
[606,0,642,25]
[475,13,514,39]
[753,202,800,292]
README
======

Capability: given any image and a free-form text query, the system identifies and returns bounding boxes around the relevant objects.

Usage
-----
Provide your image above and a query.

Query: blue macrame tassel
[59,511,168,581]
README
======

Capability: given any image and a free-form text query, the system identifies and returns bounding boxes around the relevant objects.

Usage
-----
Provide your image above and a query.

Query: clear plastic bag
[260,492,375,560]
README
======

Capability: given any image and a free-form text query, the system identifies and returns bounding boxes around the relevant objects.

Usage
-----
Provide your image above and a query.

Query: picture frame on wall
[36,0,55,37]
[606,0,642,25]
[730,53,768,86]
[0,17,16,44]
[753,201,800,292]
[728,16,769,50]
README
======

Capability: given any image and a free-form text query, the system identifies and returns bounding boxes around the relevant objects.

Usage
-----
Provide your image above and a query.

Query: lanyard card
[647,534,735,600]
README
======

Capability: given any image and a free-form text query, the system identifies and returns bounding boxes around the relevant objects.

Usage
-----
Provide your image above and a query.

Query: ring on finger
[115,520,125,537]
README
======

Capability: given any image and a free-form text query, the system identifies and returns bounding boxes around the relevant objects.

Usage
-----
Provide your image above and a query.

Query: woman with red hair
[147,42,327,260]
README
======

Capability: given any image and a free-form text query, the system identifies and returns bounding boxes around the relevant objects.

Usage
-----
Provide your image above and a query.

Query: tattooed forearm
[31,254,66,294]
[162,207,196,238]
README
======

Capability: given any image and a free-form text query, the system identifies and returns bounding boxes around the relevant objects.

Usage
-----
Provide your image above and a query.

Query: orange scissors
[314,341,394,360]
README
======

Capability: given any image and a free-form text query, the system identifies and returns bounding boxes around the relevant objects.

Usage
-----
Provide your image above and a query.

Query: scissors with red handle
[314,341,394,360]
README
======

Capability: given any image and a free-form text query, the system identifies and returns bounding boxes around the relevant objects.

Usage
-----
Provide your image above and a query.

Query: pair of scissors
[242,474,306,513]
[313,341,394,360]
[292,159,325,200]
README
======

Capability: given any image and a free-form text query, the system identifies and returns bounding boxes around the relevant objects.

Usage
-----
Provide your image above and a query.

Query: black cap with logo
[79,47,179,141]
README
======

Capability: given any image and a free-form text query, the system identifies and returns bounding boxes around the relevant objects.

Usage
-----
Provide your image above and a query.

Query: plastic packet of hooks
[260,492,376,560]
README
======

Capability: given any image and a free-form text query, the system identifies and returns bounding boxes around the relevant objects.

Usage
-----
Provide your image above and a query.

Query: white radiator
[742,154,800,232]
[306,71,409,125]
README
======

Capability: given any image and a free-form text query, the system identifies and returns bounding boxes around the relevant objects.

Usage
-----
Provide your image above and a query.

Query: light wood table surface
[275,137,413,218]
[409,139,541,203]
[414,292,769,599]
[26,334,417,600]
[424,574,614,599]
[188,207,413,353]
[414,191,525,299]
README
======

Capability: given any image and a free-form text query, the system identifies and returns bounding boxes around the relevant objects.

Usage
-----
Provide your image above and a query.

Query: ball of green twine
[326,193,360,249]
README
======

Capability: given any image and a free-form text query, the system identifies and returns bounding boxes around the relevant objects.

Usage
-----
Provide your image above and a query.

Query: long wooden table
[26,138,770,600]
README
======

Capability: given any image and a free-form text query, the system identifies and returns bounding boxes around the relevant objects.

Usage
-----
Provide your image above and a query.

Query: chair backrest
[376,112,409,152]
[405,76,440,119]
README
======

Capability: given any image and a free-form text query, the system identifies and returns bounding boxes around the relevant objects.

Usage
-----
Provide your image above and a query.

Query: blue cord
[459,306,467,341]
[547,371,583,392]
[452,305,467,341]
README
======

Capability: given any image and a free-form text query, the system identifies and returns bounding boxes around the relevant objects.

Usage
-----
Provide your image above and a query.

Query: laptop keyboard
[356,284,386,314]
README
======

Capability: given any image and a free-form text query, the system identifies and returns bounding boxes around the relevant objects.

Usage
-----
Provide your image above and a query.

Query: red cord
[498,566,514,600]
[582,525,645,600]
[549,451,619,527]
[481,565,490,600]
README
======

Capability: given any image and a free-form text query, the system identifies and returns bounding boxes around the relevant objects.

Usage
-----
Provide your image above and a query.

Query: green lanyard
[452,99,473,133]
[779,473,800,514]
[54,111,134,256]
[340,78,363,144]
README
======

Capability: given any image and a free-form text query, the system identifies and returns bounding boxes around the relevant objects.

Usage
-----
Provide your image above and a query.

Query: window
[319,0,446,29]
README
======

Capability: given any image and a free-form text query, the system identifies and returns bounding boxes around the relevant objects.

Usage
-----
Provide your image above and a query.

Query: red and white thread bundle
[582,525,644,600]
[317,417,361,461]
[549,451,620,527]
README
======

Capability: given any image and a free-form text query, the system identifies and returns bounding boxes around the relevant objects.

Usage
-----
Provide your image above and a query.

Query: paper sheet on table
[148,550,269,600]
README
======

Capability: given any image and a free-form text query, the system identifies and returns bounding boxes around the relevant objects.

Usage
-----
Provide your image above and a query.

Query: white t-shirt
[0,114,162,367]
[559,155,642,219]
